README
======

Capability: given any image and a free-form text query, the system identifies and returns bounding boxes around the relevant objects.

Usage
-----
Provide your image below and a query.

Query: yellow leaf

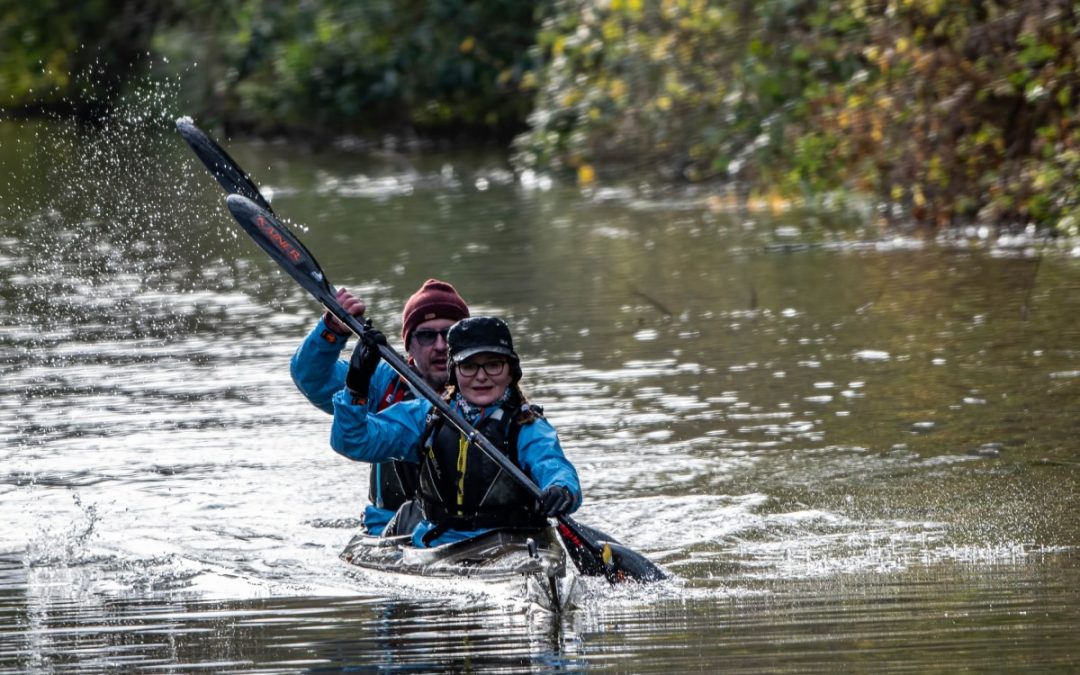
[768,191,790,214]
[578,164,596,185]
[651,35,676,62]
[603,20,624,41]
[610,78,627,102]
[460,36,476,54]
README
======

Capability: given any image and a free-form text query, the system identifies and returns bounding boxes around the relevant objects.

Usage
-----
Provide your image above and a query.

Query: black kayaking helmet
[447,316,522,384]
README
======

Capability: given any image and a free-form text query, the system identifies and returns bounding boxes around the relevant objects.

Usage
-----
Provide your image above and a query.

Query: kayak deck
[339,527,579,611]
[341,527,567,579]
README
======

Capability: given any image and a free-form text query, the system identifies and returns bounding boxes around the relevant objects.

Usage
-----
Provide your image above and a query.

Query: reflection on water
[1,112,1079,671]
[3,556,1078,671]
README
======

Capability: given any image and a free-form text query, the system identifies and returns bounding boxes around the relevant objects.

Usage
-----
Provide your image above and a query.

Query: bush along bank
[513,0,1080,235]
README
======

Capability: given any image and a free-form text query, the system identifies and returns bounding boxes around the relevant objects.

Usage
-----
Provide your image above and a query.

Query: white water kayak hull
[339,527,580,611]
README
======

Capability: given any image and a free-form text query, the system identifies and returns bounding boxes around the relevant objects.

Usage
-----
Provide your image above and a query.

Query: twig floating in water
[629,286,675,319]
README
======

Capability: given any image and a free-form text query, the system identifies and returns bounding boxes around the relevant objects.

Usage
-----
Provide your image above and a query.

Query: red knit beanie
[401,279,470,346]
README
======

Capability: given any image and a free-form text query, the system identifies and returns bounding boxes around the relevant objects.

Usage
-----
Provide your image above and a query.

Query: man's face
[407,318,456,389]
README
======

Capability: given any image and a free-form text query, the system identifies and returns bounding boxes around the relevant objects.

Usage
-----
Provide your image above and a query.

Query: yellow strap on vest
[455,434,468,510]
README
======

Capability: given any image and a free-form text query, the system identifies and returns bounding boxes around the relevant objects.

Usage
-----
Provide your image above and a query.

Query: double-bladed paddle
[176,118,666,584]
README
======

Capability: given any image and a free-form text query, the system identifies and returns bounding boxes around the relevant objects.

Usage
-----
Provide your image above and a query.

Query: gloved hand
[345,323,387,398]
[324,287,366,336]
[539,485,574,517]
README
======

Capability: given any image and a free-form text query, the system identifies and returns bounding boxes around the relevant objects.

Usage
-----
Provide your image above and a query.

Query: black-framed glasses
[412,327,450,346]
[456,359,507,377]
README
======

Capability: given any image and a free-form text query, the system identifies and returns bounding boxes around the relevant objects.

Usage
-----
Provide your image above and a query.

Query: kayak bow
[340,527,580,612]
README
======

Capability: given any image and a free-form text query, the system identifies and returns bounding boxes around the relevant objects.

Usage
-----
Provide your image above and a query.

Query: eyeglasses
[456,359,507,377]
[412,327,450,346]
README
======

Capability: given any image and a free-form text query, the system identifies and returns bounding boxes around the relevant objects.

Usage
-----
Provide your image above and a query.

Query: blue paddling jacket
[290,317,417,535]
[330,391,582,548]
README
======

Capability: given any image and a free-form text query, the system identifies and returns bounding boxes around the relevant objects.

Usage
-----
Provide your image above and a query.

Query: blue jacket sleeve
[290,318,350,414]
[330,393,430,464]
[291,318,401,415]
[517,417,583,513]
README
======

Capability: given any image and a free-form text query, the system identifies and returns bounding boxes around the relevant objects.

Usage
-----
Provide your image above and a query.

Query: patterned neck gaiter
[453,387,512,425]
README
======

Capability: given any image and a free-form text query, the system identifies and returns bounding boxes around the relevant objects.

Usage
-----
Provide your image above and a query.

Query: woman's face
[455,352,512,407]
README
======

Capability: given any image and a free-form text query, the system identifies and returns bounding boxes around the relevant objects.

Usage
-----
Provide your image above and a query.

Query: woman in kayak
[329,316,582,548]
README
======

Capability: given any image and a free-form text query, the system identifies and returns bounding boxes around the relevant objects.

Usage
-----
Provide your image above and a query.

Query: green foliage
[8,0,1080,232]
[515,0,868,185]
[0,0,175,117]
[155,0,550,138]
[4,0,548,139]
[516,0,1080,233]
[816,0,1080,231]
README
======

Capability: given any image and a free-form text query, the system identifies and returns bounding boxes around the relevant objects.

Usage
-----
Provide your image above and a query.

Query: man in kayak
[291,279,470,535]
[330,316,582,548]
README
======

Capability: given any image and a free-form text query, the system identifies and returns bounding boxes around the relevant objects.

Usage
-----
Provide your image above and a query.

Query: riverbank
[5,1,1080,235]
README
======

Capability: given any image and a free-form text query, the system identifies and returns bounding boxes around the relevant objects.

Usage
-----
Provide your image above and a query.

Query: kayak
[339,526,581,612]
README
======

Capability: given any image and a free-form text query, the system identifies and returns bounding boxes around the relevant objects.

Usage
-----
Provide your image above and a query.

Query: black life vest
[416,399,547,530]
[368,376,419,510]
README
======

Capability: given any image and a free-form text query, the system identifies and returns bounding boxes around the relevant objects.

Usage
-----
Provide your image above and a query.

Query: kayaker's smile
[456,354,511,407]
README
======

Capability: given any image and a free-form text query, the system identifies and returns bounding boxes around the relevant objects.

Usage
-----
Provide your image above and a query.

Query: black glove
[345,324,386,399]
[539,485,574,517]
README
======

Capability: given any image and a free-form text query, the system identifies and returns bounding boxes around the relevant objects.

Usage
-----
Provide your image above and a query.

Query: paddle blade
[556,521,609,577]
[604,541,667,583]
[224,194,333,302]
[176,117,275,213]
[556,520,667,584]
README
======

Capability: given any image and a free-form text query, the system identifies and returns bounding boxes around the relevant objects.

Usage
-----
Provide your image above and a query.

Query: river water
[1,110,1079,672]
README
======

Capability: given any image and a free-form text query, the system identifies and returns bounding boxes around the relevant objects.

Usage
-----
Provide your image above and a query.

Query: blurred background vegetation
[3,0,1079,234]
